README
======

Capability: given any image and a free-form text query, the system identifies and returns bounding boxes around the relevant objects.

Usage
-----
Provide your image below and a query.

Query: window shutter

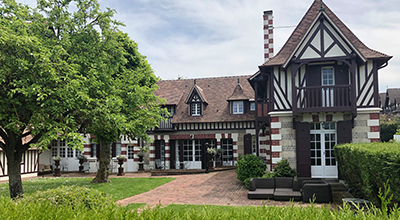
[170,140,176,169]
[244,134,253,155]
[91,144,94,157]
[155,141,161,160]
[296,122,311,177]
[96,144,100,158]
[337,121,352,144]
[112,143,116,157]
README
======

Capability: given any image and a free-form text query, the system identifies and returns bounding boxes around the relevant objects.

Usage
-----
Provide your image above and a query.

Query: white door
[322,67,334,107]
[183,140,202,169]
[126,145,135,172]
[310,122,338,178]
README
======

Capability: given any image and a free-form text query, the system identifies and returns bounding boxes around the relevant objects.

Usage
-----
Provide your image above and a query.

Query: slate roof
[154,76,255,123]
[262,0,391,68]
[387,88,400,106]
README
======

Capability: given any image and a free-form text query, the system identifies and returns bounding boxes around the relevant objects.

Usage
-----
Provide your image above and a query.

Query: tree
[0,0,166,197]
[0,0,86,198]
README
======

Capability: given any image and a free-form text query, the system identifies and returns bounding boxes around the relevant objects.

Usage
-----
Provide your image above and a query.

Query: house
[249,0,391,178]
[0,136,40,181]
[381,88,400,114]
[42,0,391,178]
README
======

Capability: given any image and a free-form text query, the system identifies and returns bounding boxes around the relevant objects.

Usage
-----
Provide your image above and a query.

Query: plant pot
[139,156,144,162]
[118,159,124,165]
[54,160,60,167]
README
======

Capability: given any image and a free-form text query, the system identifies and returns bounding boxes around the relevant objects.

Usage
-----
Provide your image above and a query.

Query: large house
[41,0,391,179]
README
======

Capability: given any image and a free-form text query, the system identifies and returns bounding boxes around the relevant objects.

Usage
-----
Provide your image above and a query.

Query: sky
[18,0,400,93]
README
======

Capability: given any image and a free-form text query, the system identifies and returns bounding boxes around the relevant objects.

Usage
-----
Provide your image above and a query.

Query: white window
[322,67,334,86]
[233,101,243,114]
[250,102,255,111]
[191,103,201,116]
[166,106,175,116]
[67,148,73,158]
[52,146,58,157]
[60,148,66,158]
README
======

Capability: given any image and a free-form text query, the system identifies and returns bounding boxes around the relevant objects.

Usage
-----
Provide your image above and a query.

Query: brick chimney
[263,10,273,61]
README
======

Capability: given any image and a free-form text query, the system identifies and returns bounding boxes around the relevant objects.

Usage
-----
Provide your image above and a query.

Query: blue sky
[18,0,400,92]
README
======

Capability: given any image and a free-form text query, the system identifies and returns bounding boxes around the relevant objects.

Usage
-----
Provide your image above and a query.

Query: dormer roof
[154,76,255,123]
[227,79,249,101]
[261,0,391,69]
[185,82,208,104]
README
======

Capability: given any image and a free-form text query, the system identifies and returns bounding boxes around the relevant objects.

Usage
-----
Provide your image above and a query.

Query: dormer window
[232,101,243,114]
[191,103,201,116]
[185,81,208,117]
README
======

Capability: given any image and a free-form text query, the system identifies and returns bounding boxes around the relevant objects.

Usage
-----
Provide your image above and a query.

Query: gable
[294,14,353,62]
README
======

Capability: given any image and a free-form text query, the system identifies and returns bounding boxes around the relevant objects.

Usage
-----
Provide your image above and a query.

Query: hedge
[335,142,400,207]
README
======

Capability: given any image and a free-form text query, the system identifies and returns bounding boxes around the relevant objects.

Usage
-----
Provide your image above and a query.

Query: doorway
[310,122,338,178]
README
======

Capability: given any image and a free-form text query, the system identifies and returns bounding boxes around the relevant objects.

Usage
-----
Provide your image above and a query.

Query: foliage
[243,177,252,189]
[52,156,62,161]
[116,155,126,160]
[0,177,175,201]
[207,148,216,155]
[236,154,266,182]
[335,142,400,207]
[380,114,400,142]
[77,155,87,160]
[262,172,275,178]
[273,159,297,177]
[22,186,112,209]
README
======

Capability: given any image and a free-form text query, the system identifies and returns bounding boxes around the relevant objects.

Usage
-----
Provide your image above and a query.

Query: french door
[310,122,338,178]
[183,140,202,169]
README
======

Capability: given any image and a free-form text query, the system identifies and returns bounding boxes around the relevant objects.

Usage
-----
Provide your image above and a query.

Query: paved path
[117,170,293,207]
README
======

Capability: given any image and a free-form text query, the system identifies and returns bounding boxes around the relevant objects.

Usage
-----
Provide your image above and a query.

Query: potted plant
[137,146,149,162]
[116,155,126,176]
[215,148,223,167]
[52,156,61,177]
[207,147,216,168]
[76,155,87,172]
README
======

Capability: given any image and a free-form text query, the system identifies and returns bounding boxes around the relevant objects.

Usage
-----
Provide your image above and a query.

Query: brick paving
[117,170,340,207]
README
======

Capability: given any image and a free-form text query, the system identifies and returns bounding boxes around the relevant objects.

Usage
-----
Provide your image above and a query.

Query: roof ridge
[160,75,252,82]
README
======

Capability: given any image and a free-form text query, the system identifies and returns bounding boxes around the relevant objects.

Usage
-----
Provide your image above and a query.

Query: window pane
[60,148,66,158]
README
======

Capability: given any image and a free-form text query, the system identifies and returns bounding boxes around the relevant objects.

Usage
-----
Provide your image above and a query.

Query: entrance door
[183,140,202,169]
[126,145,135,172]
[310,122,338,178]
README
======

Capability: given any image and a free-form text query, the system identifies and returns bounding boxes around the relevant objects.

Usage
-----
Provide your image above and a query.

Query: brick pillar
[270,116,281,169]
[368,113,380,142]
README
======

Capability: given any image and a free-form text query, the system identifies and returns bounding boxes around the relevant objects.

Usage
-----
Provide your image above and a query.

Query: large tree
[0,0,166,197]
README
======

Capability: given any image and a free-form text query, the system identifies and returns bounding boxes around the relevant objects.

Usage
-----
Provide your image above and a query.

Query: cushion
[44,165,51,170]
[248,188,275,199]
[274,188,302,201]
[275,177,293,188]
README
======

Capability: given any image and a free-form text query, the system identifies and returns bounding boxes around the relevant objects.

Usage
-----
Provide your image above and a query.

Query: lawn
[0,177,175,201]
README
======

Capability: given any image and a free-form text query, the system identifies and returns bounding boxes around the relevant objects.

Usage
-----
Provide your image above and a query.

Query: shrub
[23,186,113,209]
[262,172,275,178]
[236,154,266,181]
[273,159,297,177]
[335,142,400,207]
[380,121,399,142]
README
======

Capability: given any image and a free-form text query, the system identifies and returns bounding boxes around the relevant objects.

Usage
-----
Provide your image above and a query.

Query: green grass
[0,177,174,201]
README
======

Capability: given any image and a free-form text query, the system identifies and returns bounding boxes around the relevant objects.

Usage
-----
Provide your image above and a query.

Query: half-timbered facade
[249,0,391,178]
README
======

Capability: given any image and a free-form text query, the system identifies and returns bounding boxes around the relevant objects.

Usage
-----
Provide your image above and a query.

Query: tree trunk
[91,140,111,183]
[6,150,24,199]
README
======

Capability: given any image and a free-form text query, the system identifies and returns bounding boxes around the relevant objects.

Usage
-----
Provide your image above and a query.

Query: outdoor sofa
[248,177,332,203]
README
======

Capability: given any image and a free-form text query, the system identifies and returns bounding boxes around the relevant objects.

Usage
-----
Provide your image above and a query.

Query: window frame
[191,102,201,116]
[232,101,244,114]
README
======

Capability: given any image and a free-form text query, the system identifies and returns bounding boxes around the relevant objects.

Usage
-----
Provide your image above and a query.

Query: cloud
[16,0,400,92]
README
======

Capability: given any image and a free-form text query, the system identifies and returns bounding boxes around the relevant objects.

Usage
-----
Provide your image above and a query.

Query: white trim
[272,157,282,164]
[357,108,382,114]
[367,119,379,127]
[268,111,293,117]
[270,122,281,129]
[368,132,380,139]
[271,134,282,140]
[271,146,282,152]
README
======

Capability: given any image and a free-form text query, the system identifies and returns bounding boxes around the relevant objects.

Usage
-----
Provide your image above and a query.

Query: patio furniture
[273,177,302,201]
[247,178,275,199]
[302,180,332,203]
[155,159,165,169]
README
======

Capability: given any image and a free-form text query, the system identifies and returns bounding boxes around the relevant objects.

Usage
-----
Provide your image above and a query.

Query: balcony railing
[296,85,352,113]
[152,116,174,131]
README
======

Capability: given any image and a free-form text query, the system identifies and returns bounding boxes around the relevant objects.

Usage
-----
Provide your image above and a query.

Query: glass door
[310,122,338,178]
[183,140,202,169]
[322,67,334,107]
